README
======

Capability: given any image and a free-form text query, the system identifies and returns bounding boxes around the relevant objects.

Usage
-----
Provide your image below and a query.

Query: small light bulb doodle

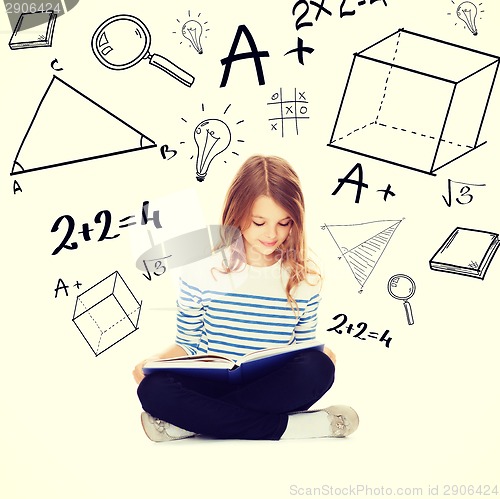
[193,119,231,182]
[182,19,203,54]
[173,11,209,53]
[457,1,478,35]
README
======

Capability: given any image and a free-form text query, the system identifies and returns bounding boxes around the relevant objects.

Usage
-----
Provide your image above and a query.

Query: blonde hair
[217,155,321,312]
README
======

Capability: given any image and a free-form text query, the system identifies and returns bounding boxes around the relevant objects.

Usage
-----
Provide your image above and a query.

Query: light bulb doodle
[178,102,244,178]
[456,1,478,35]
[193,119,231,182]
[182,20,203,54]
[173,11,209,53]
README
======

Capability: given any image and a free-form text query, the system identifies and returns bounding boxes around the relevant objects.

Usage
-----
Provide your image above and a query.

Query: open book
[143,340,324,383]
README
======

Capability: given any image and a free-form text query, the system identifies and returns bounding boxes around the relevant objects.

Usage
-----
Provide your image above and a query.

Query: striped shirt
[175,254,321,362]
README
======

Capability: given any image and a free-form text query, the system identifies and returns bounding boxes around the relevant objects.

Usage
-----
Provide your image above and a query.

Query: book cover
[9,11,57,50]
[143,340,325,383]
[429,227,500,279]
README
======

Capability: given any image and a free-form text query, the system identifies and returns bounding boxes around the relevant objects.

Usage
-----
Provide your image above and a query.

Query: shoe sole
[140,412,175,442]
[327,405,359,437]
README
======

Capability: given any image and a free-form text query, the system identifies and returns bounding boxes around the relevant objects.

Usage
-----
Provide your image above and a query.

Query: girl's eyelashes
[252,220,292,227]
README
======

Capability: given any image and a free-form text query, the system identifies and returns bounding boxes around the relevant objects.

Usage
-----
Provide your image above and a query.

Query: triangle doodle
[11,76,156,176]
[322,219,402,291]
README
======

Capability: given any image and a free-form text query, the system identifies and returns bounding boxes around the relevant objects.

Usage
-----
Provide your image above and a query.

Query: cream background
[1,1,499,498]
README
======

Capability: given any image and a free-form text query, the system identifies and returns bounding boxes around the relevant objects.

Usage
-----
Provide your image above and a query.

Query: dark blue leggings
[137,349,335,440]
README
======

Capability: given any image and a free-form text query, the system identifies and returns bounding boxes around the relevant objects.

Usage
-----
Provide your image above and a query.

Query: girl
[133,155,359,441]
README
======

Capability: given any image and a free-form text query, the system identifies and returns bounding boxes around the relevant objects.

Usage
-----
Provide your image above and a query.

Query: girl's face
[241,195,292,267]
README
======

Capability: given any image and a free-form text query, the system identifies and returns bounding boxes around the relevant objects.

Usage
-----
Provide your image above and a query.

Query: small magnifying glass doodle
[387,274,416,326]
[91,14,195,87]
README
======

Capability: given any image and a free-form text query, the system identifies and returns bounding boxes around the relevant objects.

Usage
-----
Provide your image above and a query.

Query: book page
[238,340,323,364]
[145,356,235,370]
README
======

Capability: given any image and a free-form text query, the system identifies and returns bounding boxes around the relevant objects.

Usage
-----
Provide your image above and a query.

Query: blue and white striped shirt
[175,255,321,361]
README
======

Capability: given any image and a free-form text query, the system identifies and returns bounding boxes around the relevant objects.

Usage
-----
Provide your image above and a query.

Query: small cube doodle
[72,271,142,356]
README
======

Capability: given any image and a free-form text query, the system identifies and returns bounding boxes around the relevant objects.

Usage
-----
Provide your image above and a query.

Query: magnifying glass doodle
[91,14,195,87]
[387,274,416,326]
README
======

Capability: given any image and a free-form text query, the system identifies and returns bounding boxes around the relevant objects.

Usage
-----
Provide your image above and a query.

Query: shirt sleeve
[294,293,321,342]
[175,277,204,355]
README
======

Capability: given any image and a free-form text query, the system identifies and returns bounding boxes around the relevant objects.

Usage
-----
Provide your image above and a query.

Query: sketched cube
[72,271,141,356]
[328,29,499,175]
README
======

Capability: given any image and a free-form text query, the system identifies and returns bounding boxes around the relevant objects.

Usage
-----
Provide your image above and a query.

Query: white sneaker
[323,405,359,437]
[140,412,196,442]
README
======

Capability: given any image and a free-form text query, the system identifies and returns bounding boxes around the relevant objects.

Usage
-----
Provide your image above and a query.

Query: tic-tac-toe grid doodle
[267,88,309,137]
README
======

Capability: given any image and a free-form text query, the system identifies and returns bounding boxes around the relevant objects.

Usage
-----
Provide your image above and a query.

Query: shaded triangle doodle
[323,219,402,289]
[11,76,156,175]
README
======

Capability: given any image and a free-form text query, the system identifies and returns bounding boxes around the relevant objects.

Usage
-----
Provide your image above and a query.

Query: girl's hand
[323,346,336,365]
[132,345,186,384]
[132,359,148,384]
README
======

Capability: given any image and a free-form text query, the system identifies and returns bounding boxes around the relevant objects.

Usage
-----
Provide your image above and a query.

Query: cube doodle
[328,28,500,175]
[72,271,141,356]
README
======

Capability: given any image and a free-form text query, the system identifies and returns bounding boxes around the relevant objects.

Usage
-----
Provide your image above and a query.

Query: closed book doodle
[9,11,57,50]
[429,227,500,279]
